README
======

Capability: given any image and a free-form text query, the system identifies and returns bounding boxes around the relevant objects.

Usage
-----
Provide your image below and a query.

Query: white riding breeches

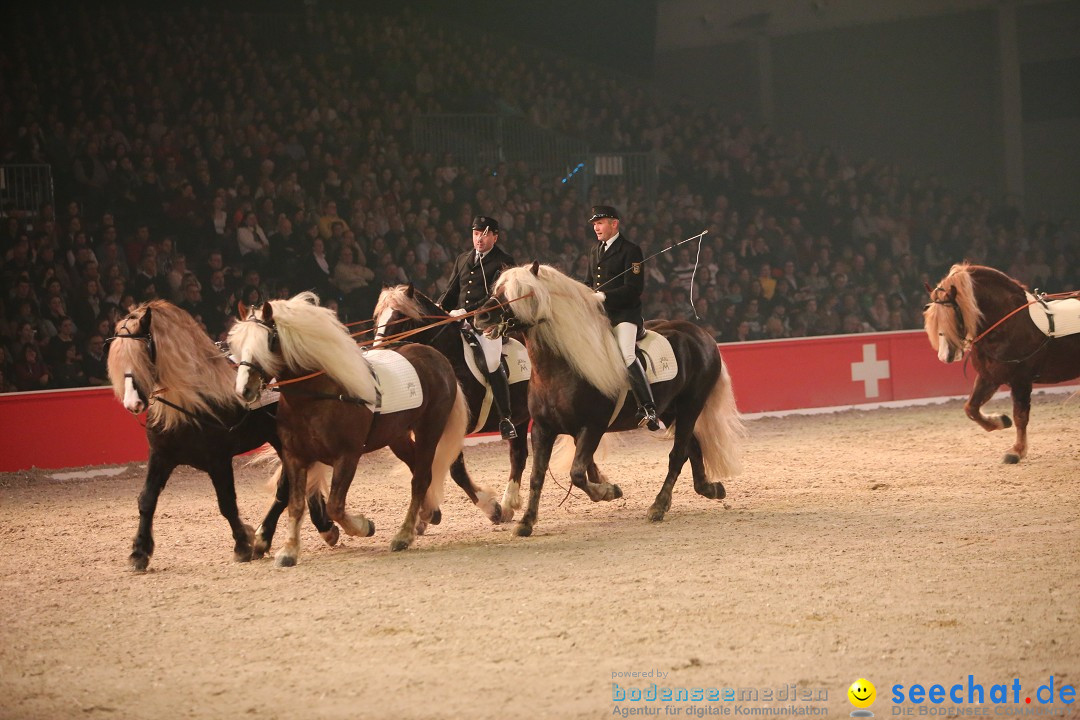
[615,322,637,367]
[470,322,503,372]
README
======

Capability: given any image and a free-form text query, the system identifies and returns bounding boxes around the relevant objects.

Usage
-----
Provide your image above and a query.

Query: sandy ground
[1,393,1078,720]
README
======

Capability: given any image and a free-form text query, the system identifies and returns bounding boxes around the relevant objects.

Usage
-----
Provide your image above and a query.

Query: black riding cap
[588,205,619,223]
[471,216,499,233]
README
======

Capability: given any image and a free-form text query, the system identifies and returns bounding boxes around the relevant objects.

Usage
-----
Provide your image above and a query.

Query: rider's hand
[594,291,606,303]
[449,308,467,318]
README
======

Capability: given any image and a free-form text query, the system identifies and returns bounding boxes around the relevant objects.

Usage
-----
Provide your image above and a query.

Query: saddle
[1026,292,1080,338]
[362,348,423,413]
[633,330,678,383]
[460,335,531,385]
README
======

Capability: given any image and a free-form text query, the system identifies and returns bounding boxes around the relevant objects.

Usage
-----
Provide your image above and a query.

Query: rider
[439,215,518,440]
[586,205,662,431]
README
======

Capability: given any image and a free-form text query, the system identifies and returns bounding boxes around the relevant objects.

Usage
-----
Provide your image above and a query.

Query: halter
[107,328,157,364]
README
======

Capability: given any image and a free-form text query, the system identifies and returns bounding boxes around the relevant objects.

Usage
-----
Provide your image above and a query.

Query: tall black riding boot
[626,358,662,431]
[485,365,518,440]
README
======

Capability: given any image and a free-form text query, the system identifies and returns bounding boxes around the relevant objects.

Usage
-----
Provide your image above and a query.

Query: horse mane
[262,291,376,402]
[107,300,240,430]
[495,264,626,399]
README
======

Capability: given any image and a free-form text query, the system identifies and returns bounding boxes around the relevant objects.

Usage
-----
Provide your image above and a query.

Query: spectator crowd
[2,4,1077,393]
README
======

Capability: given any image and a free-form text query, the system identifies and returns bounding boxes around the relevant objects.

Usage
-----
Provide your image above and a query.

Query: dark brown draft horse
[474,263,744,537]
[924,263,1080,463]
[229,292,468,565]
[107,300,337,570]
[373,285,616,522]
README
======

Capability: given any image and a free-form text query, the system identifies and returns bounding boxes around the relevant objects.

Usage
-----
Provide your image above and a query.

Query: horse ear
[946,286,957,302]
[261,301,274,323]
[405,283,415,298]
[141,305,153,330]
[238,301,249,320]
[923,281,934,295]
[530,260,540,276]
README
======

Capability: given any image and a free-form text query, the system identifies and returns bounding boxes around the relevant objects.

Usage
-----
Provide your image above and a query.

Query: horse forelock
[497,265,626,399]
[106,311,155,403]
[374,285,424,322]
[271,292,376,401]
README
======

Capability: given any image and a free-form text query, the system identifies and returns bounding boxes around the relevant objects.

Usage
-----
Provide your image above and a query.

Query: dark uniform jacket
[587,234,645,330]
[439,244,516,312]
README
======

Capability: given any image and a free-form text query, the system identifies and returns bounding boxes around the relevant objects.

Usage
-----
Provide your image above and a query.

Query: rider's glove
[449,308,468,318]
[595,291,606,303]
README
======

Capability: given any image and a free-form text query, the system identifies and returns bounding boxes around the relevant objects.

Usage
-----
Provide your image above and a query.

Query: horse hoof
[1001,415,1013,429]
[274,553,297,568]
[1003,453,1021,464]
[364,520,375,538]
[514,522,533,537]
[390,536,411,552]
[251,538,270,559]
[430,509,442,526]
[500,506,516,523]
[233,549,254,563]
[415,521,428,536]
[612,485,623,500]
[321,526,341,546]
[647,506,666,522]
[489,503,503,524]
[129,552,150,572]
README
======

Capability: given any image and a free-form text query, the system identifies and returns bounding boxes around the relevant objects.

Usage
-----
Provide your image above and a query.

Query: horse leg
[252,469,339,559]
[274,455,308,567]
[391,441,436,552]
[449,451,503,524]
[499,429,529,522]
[206,461,255,563]
[390,439,438,535]
[648,415,697,522]
[325,455,374,538]
[570,427,622,502]
[689,436,726,500]
[516,423,557,537]
[965,375,1011,432]
[129,453,174,571]
[1004,380,1033,464]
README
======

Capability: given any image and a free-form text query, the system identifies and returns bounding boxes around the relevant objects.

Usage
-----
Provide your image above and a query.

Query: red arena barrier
[1,330,1075,472]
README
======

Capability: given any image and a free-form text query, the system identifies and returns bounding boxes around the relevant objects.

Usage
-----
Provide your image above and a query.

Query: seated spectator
[14,343,51,391]
[53,342,86,388]
[82,334,109,386]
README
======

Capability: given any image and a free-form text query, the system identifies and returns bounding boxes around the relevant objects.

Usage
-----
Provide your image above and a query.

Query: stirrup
[498,417,518,440]
[637,405,663,432]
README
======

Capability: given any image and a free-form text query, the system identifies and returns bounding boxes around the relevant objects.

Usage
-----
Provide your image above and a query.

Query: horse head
[231,301,278,403]
[107,304,157,413]
[923,283,965,362]
[373,283,441,346]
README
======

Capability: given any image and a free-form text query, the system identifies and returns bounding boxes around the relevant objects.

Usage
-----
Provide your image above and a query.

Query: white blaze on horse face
[373,307,393,347]
[123,373,143,412]
[235,346,253,397]
[936,332,954,363]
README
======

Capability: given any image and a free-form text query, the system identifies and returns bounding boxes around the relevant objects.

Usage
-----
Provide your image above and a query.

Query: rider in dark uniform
[585,205,661,430]
[439,215,518,439]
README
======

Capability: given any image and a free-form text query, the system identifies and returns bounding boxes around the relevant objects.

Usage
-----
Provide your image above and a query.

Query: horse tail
[425,381,468,514]
[693,358,745,478]
[550,433,613,474]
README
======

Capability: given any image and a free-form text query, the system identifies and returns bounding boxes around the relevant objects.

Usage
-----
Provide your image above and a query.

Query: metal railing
[583,152,658,204]
[0,165,54,218]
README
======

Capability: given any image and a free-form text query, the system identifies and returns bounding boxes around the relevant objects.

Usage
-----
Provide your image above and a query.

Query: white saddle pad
[363,348,423,413]
[637,330,678,383]
[1026,293,1080,338]
[462,337,530,385]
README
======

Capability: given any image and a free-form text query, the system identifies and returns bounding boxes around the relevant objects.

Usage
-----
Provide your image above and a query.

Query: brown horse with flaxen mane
[923,263,1080,463]
[229,292,468,565]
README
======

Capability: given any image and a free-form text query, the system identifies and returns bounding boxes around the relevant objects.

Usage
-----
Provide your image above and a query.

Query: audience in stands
[0,5,1077,393]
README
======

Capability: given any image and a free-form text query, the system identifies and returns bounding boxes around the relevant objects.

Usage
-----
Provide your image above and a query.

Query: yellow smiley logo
[848,678,876,709]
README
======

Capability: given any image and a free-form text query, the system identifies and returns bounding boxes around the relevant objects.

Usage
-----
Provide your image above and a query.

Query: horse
[107,300,339,571]
[923,262,1080,463]
[229,292,468,565]
[473,262,744,537]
